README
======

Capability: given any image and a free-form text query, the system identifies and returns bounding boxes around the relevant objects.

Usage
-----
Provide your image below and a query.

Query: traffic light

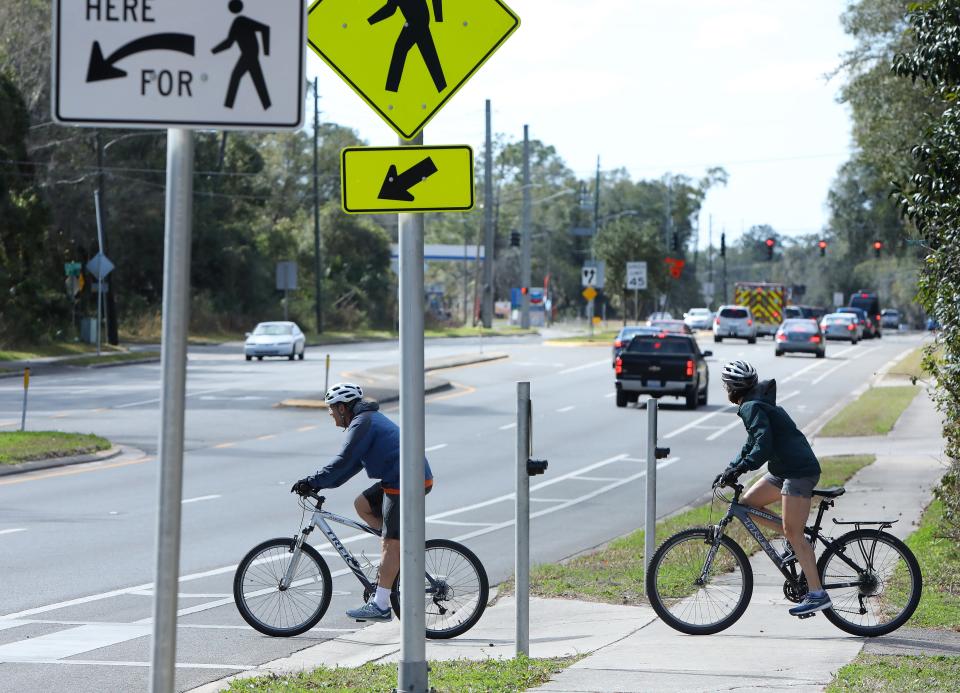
[873,240,883,258]
[510,230,520,247]
[670,232,679,251]
[765,237,775,260]
[818,240,827,257]
[520,286,528,296]
[720,232,726,258]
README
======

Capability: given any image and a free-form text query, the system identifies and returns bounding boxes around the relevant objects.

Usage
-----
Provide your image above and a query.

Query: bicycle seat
[813,486,845,498]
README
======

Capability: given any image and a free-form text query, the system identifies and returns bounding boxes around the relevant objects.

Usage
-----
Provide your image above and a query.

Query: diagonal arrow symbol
[86,33,196,82]
[378,157,439,202]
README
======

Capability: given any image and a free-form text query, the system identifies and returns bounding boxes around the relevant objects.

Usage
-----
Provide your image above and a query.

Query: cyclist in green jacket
[714,360,832,617]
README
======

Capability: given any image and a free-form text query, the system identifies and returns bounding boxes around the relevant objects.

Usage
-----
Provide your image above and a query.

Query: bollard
[515,381,531,656]
[20,367,30,432]
[324,353,331,395]
[643,398,670,592]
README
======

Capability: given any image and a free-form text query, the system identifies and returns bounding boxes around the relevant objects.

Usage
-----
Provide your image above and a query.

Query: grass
[827,654,960,692]
[225,655,580,693]
[501,455,874,604]
[547,330,620,345]
[0,431,111,465]
[888,344,942,382]
[902,499,960,630]
[0,343,122,361]
[59,351,160,367]
[818,386,920,437]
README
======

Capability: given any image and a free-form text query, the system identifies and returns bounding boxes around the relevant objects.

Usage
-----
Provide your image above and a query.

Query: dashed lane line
[557,359,609,375]
[425,443,448,452]
[0,528,27,537]
[499,422,516,430]
[182,495,221,505]
[556,405,576,413]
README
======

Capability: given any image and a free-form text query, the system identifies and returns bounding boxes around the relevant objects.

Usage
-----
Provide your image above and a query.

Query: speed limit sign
[626,261,647,290]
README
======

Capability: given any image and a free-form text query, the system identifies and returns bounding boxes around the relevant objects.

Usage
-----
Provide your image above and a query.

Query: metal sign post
[398,133,427,693]
[515,381,531,655]
[20,367,30,431]
[644,398,658,587]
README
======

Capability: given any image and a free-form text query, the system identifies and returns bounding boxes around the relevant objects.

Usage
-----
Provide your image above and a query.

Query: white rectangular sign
[52,0,305,130]
[626,261,647,291]
[581,262,605,289]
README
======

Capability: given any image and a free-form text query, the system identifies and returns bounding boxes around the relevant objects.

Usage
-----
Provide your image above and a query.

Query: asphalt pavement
[0,328,929,692]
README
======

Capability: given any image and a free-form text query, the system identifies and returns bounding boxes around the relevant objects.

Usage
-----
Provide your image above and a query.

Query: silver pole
[520,125,531,329]
[644,398,658,590]
[398,132,427,693]
[515,381,531,655]
[324,353,331,395]
[20,367,29,432]
[150,128,194,693]
[482,100,494,328]
[94,190,105,357]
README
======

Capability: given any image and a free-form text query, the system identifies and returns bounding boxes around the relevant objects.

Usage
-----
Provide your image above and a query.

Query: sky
[305,0,855,248]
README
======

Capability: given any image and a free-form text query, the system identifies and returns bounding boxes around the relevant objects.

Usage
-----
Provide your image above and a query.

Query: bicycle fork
[280,529,311,590]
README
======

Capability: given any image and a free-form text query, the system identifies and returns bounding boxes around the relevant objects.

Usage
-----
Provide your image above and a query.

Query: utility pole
[482,99,495,328]
[592,156,600,261]
[708,214,714,285]
[722,230,728,304]
[312,78,324,334]
[520,125,531,329]
[96,131,119,346]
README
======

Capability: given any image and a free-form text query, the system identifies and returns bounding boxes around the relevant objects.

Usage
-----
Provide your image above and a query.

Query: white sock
[374,586,391,610]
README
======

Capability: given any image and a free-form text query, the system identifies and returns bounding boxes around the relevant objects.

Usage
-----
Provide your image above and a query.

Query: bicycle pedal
[797,612,816,620]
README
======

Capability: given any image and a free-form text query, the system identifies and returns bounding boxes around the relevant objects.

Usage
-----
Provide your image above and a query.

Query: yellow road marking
[0,456,154,487]
[255,434,276,441]
[213,442,235,449]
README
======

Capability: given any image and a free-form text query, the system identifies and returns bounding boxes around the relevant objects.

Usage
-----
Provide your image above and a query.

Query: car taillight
[876,314,881,323]
[614,340,622,348]
[615,357,623,375]
[747,319,753,326]
[810,335,821,343]
[715,317,720,325]
[776,333,786,341]
[848,324,855,331]
[686,359,694,377]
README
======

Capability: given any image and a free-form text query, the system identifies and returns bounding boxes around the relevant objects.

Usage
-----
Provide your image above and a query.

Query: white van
[713,305,758,343]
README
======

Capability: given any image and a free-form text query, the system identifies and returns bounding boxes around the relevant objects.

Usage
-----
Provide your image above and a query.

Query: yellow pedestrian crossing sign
[582,286,597,302]
[307,0,520,140]
[341,145,474,214]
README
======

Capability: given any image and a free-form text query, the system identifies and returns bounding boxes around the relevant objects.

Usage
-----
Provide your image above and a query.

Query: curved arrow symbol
[378,158,439,202]
[86,34,196,82]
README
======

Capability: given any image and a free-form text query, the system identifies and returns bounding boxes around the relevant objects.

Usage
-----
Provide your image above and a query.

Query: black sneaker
[788,592,832,617]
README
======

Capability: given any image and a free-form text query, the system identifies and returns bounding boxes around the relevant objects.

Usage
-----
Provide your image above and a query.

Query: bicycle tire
[818,529,922,637]
[390,538,489,639]
[233,537,333,637]
[645,527,754,635]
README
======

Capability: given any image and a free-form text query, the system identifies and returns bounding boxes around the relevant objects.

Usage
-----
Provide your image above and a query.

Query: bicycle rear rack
[832,518,898,530]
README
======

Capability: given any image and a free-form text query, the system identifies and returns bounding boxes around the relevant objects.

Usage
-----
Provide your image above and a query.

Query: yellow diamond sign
[341,145,474,214]
[308,0,520,140]
[582,286,597,302]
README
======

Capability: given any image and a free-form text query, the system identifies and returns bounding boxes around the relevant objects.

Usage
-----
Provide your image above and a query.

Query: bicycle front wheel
[646,528,754,635]
[233,537,333,637]
[818,529,922,636]
[391,539,489,639]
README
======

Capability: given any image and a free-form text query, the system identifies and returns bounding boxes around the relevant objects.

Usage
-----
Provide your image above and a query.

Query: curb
[277,381,453,409]
[424,352,508,372]
[0,445,125,477]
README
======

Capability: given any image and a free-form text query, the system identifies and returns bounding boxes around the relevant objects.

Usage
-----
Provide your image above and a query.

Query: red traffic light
[873,241,883,250]
[765,238,775,247]
[818,240,827,249]
[520,287,528,295]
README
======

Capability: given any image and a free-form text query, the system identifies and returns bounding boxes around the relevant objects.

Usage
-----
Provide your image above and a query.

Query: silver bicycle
[233,490,489,639]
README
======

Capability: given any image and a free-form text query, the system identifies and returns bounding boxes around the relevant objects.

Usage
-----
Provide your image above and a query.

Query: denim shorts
[763,473,820,498]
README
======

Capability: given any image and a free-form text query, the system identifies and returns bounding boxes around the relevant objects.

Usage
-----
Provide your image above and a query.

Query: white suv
[713,305,758,344]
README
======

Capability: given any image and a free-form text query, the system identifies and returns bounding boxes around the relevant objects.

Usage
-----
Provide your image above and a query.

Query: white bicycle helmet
[720,360,758,393]
[324,382,363,406]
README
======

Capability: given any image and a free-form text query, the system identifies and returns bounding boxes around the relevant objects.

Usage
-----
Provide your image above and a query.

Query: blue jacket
[307,401,433,493]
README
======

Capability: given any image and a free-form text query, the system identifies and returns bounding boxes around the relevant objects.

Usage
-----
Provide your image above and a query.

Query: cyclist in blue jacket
[292,383,433,622]
[714,360,832,617]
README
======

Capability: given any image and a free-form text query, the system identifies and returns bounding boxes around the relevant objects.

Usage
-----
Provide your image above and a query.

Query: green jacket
[730,380,820,478]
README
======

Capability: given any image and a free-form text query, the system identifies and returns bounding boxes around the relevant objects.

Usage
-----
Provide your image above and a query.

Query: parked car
[881,309,901,329]
[820,313,861,343]
[244,321,306,361]
[646,319,693,335]
[612,325,660,366]
[775,319,825,358]
[683,308,714,330]
[837,307,875,339]
[614,333,712,409]
[713,305,758,344]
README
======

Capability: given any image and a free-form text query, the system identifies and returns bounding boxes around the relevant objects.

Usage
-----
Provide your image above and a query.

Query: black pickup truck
[614,333,712,409]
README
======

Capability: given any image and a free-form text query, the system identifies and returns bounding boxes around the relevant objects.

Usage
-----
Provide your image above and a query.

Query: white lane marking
[427,519,497,527]
[114,386,233,409]
[499,422,517,430]
[0,623,151,662]
[556,406,576,413]
[781,360,826,383]
[129,592,232,598]
[3,658,257,670]
[570,476,621,482]
[530,498,571,503]
[604,392,616,398]
[811,360,849,386]
[0,529,27,537]
[0,620,28,631]
[13,618,354,632]
[704,390,800,442]
[424,443,448,452]
[181,495,220,505]
[663,405,736,440]
[557,359,609,375]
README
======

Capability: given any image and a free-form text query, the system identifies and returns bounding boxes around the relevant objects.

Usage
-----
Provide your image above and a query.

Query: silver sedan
[244,321,306,361]
[819,313,861,344]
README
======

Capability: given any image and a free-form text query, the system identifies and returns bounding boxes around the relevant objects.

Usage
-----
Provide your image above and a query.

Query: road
[0,330,922,692]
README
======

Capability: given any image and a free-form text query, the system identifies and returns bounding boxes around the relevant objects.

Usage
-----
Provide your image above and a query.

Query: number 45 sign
[581,262,605,288]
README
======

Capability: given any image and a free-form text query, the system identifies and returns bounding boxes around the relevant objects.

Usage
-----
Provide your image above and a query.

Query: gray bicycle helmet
[720,360,758,393]
[324,382,363,405]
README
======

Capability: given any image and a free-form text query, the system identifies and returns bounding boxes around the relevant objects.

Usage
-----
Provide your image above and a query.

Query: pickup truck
[614,333,712,409]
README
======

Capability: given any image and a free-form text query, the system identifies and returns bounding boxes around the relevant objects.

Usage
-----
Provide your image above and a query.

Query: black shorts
[361,482,432,540]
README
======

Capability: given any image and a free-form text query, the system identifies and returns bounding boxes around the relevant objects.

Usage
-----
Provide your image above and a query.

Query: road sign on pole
[341,145,474,213]
[52,0,305,130]
[86,252,114,279]
[626,261,647,291]
[581,261,605,288]
[307,0,519,139]
[582,286,597,302]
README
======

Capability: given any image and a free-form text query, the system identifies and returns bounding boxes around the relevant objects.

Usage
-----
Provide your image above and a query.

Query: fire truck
[733,282,786,338]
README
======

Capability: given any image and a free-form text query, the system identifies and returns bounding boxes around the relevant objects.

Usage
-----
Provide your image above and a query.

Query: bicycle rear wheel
[818,529,922,636]
[233,537,332,637]
[391,538,489,639]
[645,528,754,635]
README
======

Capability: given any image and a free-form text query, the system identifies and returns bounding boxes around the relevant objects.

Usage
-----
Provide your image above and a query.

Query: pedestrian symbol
[212,1,272,110]
[308,0,520,139]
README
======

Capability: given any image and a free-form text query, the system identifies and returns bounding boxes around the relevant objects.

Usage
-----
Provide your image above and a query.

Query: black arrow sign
[86,34,196,82]
[378,158,439,201]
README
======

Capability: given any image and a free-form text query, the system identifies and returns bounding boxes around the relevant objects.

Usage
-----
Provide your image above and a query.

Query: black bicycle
[645,479,922,636]
[233,491,489,639]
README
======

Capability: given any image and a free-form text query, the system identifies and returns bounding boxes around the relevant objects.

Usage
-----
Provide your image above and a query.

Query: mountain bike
[233,490,488,639]
[645,479,922,636]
